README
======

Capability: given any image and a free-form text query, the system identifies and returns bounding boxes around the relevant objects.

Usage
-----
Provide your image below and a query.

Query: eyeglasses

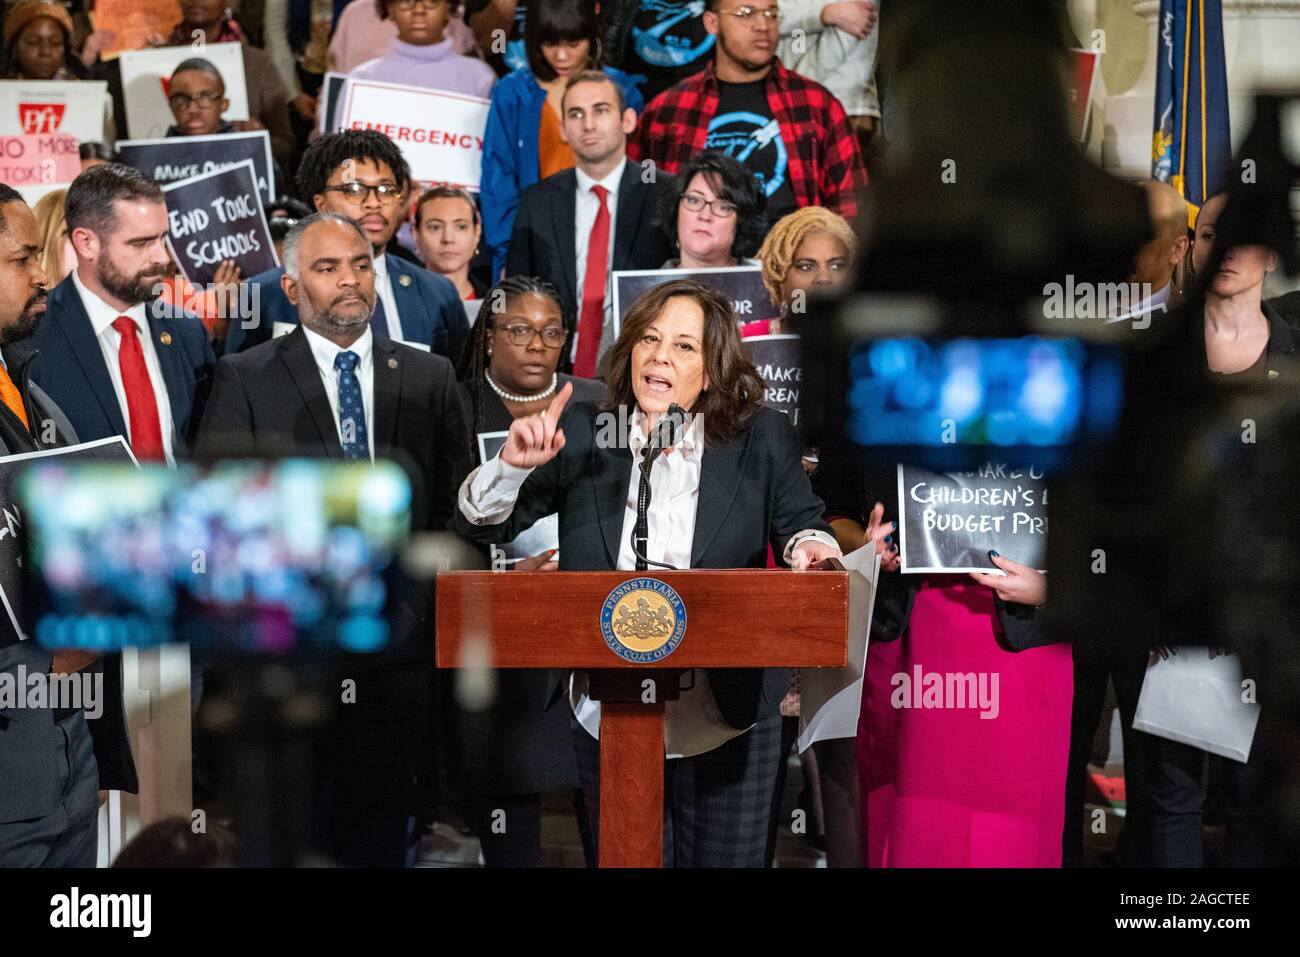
[681,191,737,218]
[390,0,449,10]
[169,91,223,109]
[492,323,569,349]
[322,182,405,203]
[721,5,783,24]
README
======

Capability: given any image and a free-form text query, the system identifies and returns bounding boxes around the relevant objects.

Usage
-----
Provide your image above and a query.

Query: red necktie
[574,183,610,378]
[112,316,166,461]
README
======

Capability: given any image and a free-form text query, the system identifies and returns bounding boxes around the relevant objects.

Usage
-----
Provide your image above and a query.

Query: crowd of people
[0,0,1294,871]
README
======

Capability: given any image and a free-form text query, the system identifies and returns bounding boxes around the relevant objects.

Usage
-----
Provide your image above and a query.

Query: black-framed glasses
[169,91,223,109]
[681,191,738,218]
[721,4,782,23]
[492,323,569,349]
[390,0,450,10]
[322,182,405,203]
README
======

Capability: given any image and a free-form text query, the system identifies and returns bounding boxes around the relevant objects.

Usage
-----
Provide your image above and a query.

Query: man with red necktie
[25,163,215,806]
[507,70,676,377]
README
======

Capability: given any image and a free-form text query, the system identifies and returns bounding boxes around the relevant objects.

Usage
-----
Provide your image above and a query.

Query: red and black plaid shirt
[629,60,866,223]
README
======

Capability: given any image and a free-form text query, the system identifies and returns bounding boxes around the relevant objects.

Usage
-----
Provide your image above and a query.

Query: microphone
[632,404,687,571]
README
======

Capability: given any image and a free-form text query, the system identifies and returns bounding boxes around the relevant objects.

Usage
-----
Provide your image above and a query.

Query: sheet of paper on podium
[797,543,881,752]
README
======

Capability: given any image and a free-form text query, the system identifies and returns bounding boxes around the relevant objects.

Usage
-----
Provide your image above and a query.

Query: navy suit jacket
[223,258,469,364]
[33,275,217,458]
[453,401,832,729]
[22,274,216,793]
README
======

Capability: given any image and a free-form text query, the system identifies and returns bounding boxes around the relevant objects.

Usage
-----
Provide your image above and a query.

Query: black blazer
[505,162,676,360]
[453,400,832,729]
[29,275,216,457]
[195,326,472,534]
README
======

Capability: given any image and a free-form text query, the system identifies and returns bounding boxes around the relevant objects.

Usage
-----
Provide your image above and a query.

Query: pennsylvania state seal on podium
[600,578,687,663]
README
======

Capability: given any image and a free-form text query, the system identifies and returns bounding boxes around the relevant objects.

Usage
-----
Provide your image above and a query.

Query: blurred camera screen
[19,460,412,658]
[845,336,1125,452]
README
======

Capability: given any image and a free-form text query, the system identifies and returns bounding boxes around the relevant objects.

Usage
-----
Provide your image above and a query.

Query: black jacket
[506,163,675,366]
[453,400,832,729]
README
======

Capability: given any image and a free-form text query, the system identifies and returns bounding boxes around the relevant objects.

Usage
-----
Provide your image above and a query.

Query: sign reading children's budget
[339,79,489,190]
[161,160,277,286]
[896,463,1048,574]
[117,130,276,204]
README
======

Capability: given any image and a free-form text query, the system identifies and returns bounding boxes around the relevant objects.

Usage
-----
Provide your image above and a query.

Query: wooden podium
[435,569,849,867]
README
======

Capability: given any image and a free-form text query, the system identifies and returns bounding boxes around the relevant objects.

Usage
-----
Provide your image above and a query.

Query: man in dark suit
[0,185,99,866]
[197,212,473,866]
[24,163,218,808]
[224,130,469,363]
[507,70,676,377]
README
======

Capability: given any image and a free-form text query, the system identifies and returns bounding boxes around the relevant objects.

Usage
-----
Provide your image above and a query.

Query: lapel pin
[159,332,173,345]
[1269,369,1279,378]
[398,273,411,287]
[388,357,398,369]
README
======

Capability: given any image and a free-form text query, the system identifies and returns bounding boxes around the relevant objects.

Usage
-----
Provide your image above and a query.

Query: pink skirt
[857,579,1074,867]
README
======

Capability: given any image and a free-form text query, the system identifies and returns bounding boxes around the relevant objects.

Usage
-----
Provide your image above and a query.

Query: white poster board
[119,42,249,139]
[338,78,489,190]
[0,79,109,142]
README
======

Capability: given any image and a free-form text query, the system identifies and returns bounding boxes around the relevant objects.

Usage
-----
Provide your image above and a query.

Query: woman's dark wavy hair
[457,275,574,446]
[296,130,411,202]
[659,151,768,261]
[602,279,763,447]
[526,0,602,82]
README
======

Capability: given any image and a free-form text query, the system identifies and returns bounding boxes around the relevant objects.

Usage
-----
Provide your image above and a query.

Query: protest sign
[0,134,80,205]
[742,333,802,424]
[118,130,275,203]
[0,80,108,142]
[161,160,278,286]
[338,79,489,189]
[320,72,349,134]
[91,0,183,58]
[119,42,249,139]
[0,437,136,647]
[611,265,771,334]
[897,462,1048,573]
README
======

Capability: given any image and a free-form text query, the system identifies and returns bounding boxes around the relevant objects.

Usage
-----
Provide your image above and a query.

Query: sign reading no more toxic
[896,463,1048,574]
[161,159,278,287]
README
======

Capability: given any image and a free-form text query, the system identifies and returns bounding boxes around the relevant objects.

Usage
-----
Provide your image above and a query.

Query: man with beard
[27,164,215,811]
[0,184,102,866]
[32,163,216,465]
[196,213,471,866]
[630,0,867,224]
[223,130,468,362]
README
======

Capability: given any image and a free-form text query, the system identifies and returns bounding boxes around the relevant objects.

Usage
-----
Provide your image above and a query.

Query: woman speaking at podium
[455,278,841,867]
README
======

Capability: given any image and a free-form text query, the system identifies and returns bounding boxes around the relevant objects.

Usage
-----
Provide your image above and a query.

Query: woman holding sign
[454,279,845,867]
[448,276,604,867]
[813,463,1064,867]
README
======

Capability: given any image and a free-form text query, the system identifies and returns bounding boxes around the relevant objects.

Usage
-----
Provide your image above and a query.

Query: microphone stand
[632,405,685,572]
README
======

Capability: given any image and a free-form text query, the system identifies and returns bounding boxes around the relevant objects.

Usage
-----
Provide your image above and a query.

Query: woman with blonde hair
[32,190,75,284]
[746,206,858,337]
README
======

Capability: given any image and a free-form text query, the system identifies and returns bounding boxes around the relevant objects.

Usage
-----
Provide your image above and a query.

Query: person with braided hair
[448,275,604,866]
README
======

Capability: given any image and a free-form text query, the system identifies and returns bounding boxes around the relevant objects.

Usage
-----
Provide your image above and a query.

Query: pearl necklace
[486,371,558,404]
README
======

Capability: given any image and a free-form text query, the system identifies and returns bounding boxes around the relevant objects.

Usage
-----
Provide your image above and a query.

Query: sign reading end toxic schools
[161,159,278,287]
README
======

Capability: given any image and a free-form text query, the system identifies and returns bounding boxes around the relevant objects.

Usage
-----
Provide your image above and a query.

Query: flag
[1151,0,1232,225]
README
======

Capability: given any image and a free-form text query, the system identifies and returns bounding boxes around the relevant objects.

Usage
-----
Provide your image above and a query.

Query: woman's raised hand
[500,382,572,469]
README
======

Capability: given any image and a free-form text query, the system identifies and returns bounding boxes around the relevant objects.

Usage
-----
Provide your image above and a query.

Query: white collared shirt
[573,158,625,361]
[71,268,177,465]
[371,253,404,342]
[301,324,376,460]
[458,410,839,757]
[1105,281,1172,325]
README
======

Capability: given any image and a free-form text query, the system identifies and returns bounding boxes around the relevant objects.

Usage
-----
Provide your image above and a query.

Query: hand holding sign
[501,382,571,469]
[969,552,1046,606]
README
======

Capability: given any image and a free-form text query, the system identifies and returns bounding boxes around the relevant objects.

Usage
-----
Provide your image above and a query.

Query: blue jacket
[224,256,469,363]
[481,66,644,279]
[33,275,216,458]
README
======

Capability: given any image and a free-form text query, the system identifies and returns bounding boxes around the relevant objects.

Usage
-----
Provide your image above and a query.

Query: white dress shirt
[573,158,625,362]
[301,325,376,460]
[71,269,177,465]
[370,253,404,342]
[459,410,840,757]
